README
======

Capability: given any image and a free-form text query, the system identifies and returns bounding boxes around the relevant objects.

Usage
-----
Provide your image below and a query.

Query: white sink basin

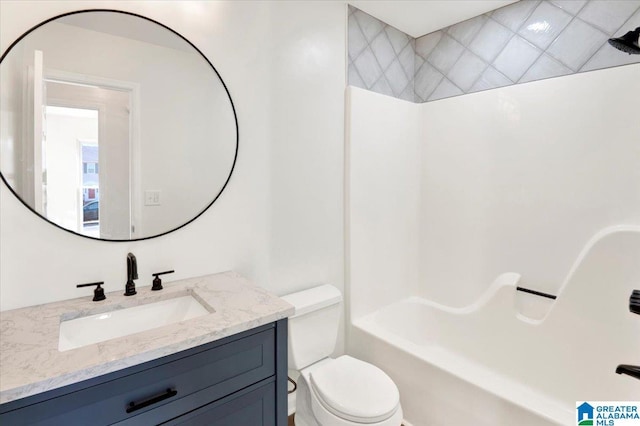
[59,295,210,351]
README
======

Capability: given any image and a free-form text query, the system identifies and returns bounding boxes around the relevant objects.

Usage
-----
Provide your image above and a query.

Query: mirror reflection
[0,11,237,240]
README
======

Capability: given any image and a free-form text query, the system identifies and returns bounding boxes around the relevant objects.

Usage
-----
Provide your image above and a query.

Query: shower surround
[348,0,640,102]
[345,62,640,424]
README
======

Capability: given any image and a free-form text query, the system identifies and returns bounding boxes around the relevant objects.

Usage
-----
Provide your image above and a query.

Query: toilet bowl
[282,285,403,426]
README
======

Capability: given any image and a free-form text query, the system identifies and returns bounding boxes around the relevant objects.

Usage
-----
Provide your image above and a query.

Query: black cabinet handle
[126,388,177,413]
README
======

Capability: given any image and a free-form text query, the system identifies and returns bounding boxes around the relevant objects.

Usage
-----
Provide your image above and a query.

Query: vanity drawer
[1,328,275,426]
[116,377,276,425]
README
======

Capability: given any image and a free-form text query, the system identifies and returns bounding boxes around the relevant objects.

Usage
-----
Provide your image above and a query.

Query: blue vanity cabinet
[0,319,288,426]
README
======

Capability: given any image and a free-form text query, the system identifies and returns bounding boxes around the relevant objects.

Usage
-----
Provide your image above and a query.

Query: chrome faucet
[124,252,138,296]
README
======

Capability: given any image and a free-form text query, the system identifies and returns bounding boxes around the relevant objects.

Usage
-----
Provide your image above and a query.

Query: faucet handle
[77,281,106,302]
[151,270,175,291]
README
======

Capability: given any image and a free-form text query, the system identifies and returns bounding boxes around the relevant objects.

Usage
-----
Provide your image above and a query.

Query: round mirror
[0,10,238,241]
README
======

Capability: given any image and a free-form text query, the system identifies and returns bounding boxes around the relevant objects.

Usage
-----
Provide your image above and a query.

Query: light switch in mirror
[0,10,238,241]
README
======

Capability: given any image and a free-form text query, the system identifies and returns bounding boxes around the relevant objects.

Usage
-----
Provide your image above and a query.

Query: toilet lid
[309,355,399,423]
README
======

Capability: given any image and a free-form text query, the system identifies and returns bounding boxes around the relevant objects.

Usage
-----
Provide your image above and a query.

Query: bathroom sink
[58,295,210,351]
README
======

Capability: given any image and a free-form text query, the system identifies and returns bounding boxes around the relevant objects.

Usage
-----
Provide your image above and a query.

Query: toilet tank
[281,285,342,370]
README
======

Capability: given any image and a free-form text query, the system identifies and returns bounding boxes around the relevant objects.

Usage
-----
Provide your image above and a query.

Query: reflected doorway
[43,79,132,239]
[44,106,99,236]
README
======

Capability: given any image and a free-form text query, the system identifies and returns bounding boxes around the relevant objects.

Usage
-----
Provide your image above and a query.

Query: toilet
[282,285,403,426]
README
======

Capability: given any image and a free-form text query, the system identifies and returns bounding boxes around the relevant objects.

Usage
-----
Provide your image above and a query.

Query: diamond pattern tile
[547,18,609,70]
[493,35,543,81]
[348,1,640,104]
[448,15,488,45]
[415,62,445,101]
[549,0,588,15]
[398,43,415,79]
[415,31,443,59]
[428,78,463,101]
[353,46,384,87]
[370,31,397,70]
[385,60,411,96]
[372,75,394,97]
[520,53,572,83]
[448,50,488,91]
[385,25,411,55]
[491,0,541,31]
[581,7,640,71]
[518,2,572,49]
[353,8,384,42]
[348,8,414,101]
[428,34,465,73]
[348,61,366,89]
[468,18,513,62]
[578,0,640,34]
[469,66,513,92]
[348,13,368,60]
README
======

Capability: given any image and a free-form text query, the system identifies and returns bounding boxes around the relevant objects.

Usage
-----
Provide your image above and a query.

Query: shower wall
[347,63,640,315]
[348,0,640,103]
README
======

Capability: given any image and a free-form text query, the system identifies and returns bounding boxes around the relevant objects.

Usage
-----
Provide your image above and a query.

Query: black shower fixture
[608,27,640,55]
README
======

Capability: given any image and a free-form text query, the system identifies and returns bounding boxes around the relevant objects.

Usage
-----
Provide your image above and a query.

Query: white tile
[398,43,415,80]
[618,7,640,34]
[399,85,415,102]
[447,50,488,92]
[447,15,488,45]
[385,25,411,54]
[414,62,444,101]
[492,35,542,81]
[371,75,394,97]
[584,6,640,68]
[578,0,640,34]
[549,0,588,16]
[520,53,573,82]
[427,78,463,101]
[469,66,513,92]
[547,19,609,70]
[468,19,513,62]
[414,53,425,74]
[580,42,640,71]
[415,31,443,59]
[370,31,397,70]
[353,47,384,88]
[353,9,385,42]
[518,2,572,49]
[491,0,541,31]
[348,13,368,60]
[348,62,366,89]
[428,34,465,73]
[384,59,411,96]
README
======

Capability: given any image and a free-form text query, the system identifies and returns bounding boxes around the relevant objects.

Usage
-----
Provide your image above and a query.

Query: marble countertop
[0,271,294,404]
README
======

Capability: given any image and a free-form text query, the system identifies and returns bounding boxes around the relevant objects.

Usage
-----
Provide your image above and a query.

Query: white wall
[0,41,25,192]
[0,0,346,360]
[347,64,640,316]
[346,87,421,319]
[419,65,640,306]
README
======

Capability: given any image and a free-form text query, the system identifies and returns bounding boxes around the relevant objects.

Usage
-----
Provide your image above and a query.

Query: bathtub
[348,227,640,426]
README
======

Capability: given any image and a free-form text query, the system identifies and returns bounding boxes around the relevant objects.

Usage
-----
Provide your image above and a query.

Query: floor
[288,414,404,425]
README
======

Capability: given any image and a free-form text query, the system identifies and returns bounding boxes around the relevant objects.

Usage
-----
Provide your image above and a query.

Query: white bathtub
[348,227,640,426]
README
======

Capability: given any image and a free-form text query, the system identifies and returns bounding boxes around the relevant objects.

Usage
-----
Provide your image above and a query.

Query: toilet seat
[309,356,400,424]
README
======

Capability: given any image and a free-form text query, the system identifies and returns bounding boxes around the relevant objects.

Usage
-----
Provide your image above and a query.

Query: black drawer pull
[126,388,177,413]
